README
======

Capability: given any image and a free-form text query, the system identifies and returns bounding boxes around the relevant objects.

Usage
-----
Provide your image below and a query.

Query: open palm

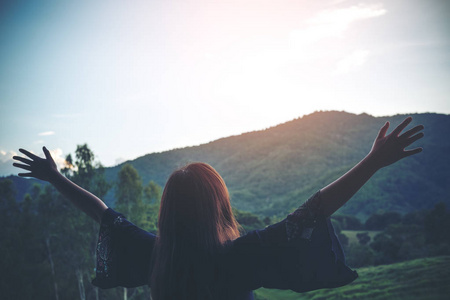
[369,117,424,168]
[13,146,58,182]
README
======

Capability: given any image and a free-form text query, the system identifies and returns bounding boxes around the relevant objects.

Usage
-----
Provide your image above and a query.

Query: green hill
[5,111,449,219]
[254,256,450,300]
[102,111,449,219]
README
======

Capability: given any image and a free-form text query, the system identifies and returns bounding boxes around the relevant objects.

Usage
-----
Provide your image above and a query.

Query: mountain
[0,175,47,202]
[4,111,449,220]
[102,111,449,220]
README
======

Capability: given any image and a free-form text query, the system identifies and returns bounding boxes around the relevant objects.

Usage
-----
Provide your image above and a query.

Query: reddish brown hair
[150,163,240,300]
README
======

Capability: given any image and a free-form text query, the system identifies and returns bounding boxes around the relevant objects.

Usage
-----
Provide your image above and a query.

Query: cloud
[0,150,18,176]
[310,3,386,25]
[335,49,370,74]
[329,0,351,5]
[49,148,67,171]
[1,150,17,162]
[38,131,55,136]
[290,4,386,46]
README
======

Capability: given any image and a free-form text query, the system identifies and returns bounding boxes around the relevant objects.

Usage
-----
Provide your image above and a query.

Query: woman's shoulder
[231,219,288,248]
[99,208,157,244]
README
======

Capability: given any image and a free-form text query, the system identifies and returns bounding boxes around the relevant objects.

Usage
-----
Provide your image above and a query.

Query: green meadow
[254,256,450,300]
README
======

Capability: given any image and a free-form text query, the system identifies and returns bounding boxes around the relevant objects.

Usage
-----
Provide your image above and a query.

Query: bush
[365,212,401,230]
[346,244,375,268]
[332,215,363,230]
[357,232,371,245]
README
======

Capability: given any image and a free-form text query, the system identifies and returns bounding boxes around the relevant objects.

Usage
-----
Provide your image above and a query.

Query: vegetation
[0,144,271,299]
[2,111,449,298]
[99,111,449,219]
[6,112,450,219]
[0,145,160,299]
[332,206,450,269]
[254,256,450,300]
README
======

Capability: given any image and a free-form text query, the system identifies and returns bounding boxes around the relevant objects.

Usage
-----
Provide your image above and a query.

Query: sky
[1,0,449,176]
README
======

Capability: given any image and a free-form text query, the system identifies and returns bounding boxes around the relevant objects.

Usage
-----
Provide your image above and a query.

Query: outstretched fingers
[13,156,33,165]
[399,125,424,139]
[403,147,423,158]
[403,132,425,148]
[377,122,390,138]
[12,162,32,171]
[18,172,34,177]
[19,148,39,160]
[391,117,413,137]
[43,146,52,160]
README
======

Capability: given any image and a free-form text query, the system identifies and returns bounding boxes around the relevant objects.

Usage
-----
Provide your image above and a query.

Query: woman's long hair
[150,163,241,300]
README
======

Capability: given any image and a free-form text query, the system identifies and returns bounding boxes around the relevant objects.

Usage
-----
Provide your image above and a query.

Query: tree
[144,180,162,205]
[114,166,162,299]
[59,144,111,300]
[345,244,375,268]
[0,179,53,299]
[424,202,450,256]
[63,144,111,199]
[424,202,450,244]
[36,184,70,299]
[143,180,162,234]
[365,212,402,230]
[357,232,371,245]
[116,164,145,226]
[370,223,425,265]
[332,215,363,230]
[232,208,265,233]
[115,164,147,300]
[0,179,21,298]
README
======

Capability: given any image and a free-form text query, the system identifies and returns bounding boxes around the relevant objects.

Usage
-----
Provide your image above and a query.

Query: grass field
[254,256,450,300]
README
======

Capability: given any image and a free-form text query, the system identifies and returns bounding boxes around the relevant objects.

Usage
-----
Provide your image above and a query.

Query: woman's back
[150,163,242,300]
[93,190,357,299]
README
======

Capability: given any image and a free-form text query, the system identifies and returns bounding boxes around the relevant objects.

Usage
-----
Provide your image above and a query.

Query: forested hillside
[2,111,449,299]
[102,111,449,219]
[5,111,449,219]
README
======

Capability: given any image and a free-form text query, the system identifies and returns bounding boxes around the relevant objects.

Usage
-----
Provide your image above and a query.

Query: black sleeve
[92,208,156,289]
[227,191,358,293]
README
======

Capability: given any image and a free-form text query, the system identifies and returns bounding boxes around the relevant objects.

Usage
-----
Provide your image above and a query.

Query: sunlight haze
[1,0,449,175]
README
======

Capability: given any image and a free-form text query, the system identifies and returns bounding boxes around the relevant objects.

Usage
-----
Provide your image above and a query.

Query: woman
[13,117,424,299]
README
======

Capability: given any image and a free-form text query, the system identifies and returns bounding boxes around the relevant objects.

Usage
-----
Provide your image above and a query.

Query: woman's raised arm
[319,117,424,217]
[13,146,108,223]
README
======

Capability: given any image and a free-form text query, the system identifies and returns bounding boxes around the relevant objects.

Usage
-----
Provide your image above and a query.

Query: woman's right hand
[13,146,59,182]
[319,116,424,217]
